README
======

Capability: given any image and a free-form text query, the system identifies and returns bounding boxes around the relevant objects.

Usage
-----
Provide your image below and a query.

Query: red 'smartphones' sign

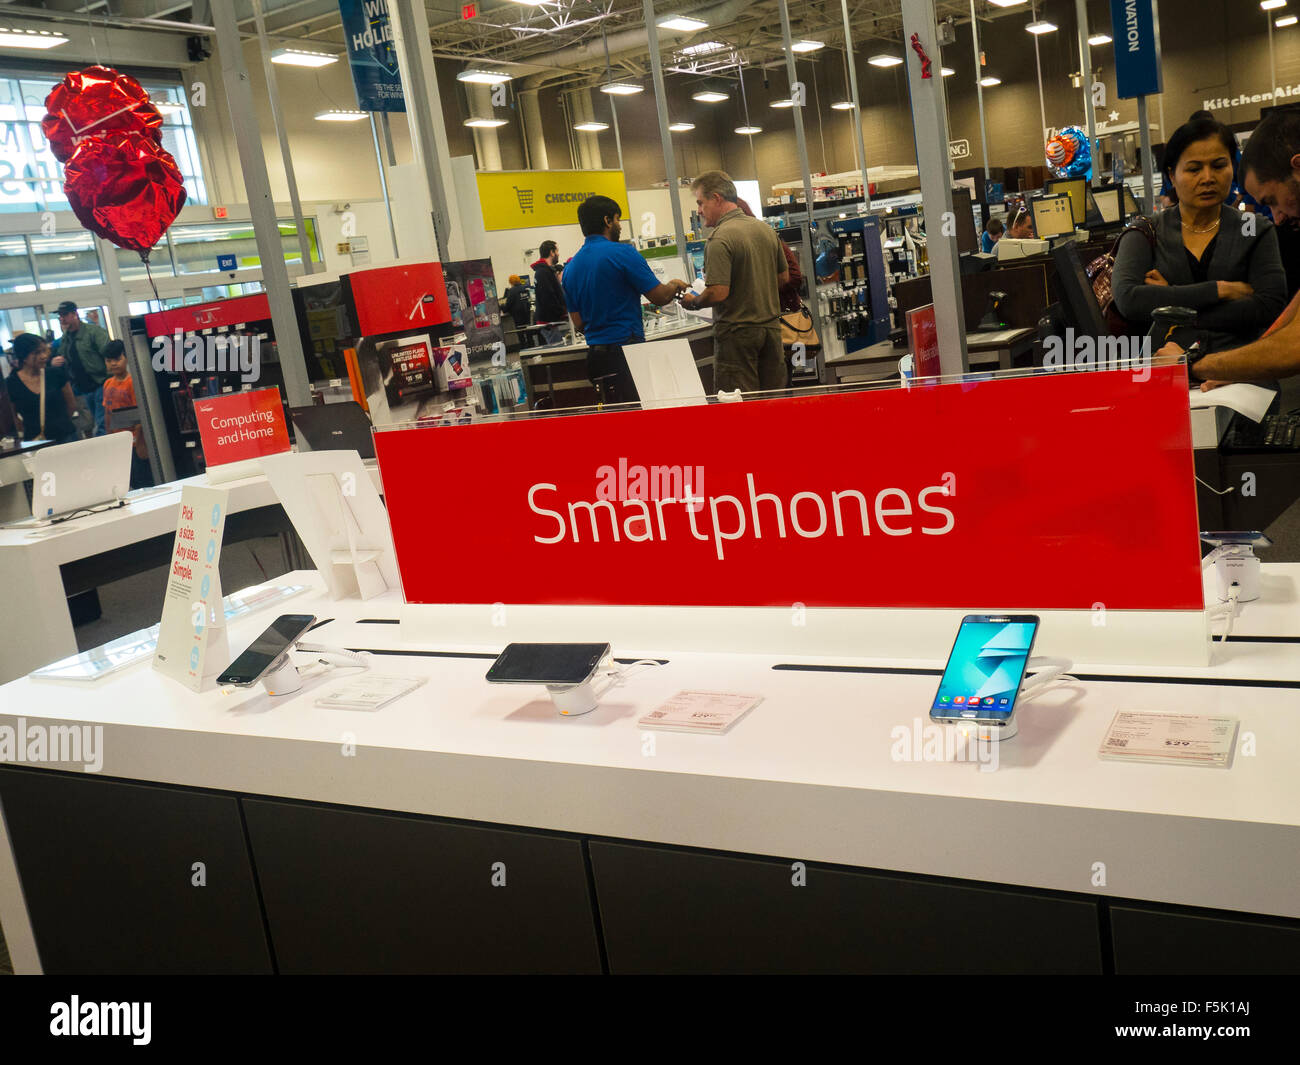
[375,367,1203,610]
[194,387,291,467]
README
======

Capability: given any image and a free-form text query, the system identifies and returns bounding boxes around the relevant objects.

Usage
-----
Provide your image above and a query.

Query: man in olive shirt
[680,170,789,392]
[54,300,112,436]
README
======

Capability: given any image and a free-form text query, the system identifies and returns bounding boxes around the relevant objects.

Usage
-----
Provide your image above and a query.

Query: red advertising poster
[906,304,940,378]
[144,293,270,337]
[345,261,450,336]
[375,366,1203,611]
[193,387,291,467]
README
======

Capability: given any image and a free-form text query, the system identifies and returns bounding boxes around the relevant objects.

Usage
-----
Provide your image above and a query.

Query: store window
[0,305,47,350]
[0,235,34,293]
[0,69,206,214]
[30,232,101,289]
[169,218,319,274]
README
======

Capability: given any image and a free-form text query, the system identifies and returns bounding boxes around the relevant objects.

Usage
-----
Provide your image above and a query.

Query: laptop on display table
[30,432,132,522]
[289,402,376,460]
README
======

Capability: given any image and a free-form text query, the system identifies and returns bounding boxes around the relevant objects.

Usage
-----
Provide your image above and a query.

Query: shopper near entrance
[101,340,152,488]
[1162,109,1300,384]
[561,195,689,404]
[5,332,79,445]
[531,241,568,345]
[681,170,789,393]
[981,217,1004,253]
[1114,115,1286,353]
[53,300,111,436]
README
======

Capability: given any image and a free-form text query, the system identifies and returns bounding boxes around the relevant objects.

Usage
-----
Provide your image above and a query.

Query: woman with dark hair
[5,332,80,444]
[1112,116,1286,351]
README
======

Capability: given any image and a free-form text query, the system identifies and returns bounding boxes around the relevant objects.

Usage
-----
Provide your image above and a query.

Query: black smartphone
[1199,531,1272,549]
[485,642,610,685]
[929,614,1040,726]
[217,614,317,687]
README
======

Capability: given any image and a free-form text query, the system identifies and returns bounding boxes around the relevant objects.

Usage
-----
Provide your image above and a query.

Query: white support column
[574,89,603,170]
[467,83,502,171]
[388,0,463,261]
[520,89,549,171]
[901,0,969,376]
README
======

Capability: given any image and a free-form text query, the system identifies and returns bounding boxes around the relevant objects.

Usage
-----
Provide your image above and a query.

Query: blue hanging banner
[1109,0,1163,99]
[337,0,406,113]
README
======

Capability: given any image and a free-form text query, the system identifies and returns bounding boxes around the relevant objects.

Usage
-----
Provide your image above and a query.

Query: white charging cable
[295,642,372,671]
[1016,656,1079,705]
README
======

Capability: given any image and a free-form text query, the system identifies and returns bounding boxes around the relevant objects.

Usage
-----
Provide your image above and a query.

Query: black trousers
[586,343,641,406]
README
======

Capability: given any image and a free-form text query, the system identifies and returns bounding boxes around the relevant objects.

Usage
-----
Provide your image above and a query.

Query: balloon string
[144,255,160,305]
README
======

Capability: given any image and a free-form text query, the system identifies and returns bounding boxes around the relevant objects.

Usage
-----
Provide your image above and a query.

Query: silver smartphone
[485,642,610,686]
[217,614,317,687]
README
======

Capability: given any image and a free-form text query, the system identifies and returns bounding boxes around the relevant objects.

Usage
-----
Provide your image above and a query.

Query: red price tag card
[194,387,291,467]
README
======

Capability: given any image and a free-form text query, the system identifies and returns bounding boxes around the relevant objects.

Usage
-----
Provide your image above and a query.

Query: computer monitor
[1046,178,1088,226]
[950,186,980,254]
[1051,243,1109,338]
[1032,194,1075,240]
[1122,185,1141,217]
[290,401,376,459]
[1093,186,1122,224]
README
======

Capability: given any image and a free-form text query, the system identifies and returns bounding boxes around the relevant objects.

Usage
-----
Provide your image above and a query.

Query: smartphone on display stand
[485,642,611,686]
[1199,531,1272,549]
[930,615,1040,726]
[216,614,317,687]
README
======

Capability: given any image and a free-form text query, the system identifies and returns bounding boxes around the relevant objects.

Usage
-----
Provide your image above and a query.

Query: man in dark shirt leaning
[561,195,689,404]
[531,240,568,345]
[680,170,789,393]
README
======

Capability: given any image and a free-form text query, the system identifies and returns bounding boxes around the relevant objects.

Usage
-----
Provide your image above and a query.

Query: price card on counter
[1099,711,1239,768]
[153,484,230,692]
[638,690,764,734]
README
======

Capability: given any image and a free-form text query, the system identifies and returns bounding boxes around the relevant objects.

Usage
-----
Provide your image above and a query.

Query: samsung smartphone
[485,643,610,685]
[1199,531,1272,549]
[217,614,317,687]
[930,615,1040,726]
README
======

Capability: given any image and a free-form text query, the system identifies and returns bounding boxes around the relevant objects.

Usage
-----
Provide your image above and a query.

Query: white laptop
[30,432,132,521]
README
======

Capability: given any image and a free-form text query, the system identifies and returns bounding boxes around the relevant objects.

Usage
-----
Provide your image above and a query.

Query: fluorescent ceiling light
[504,0,551,4]
[668,121,696,131]
[681,40,725,55]
[315,109,368,121]
[941,67,955,76]
[770,98,795,108]
[1088,33,1113,45]
[831,100,855,110]
[986,0,1027,6]
[0,27,68,49]
[573,121,609,132]
[979,76,1002,87]
[868,54,903,67]
[457,69,512,85]
[734,125,762,134]
[1026,20,1057,34]
[791,40,824,53]
[658,16,709,31]
[1261,0,1286,9]
[692,89,730,102]
[271,47,338,67]
[153,101,185,115]
[1279,13,1299,23]
[463,117,508,128]
[600,81,644,95]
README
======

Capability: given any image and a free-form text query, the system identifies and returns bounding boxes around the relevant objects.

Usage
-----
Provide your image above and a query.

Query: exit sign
[213,206,228,219]
[462,2,477,17]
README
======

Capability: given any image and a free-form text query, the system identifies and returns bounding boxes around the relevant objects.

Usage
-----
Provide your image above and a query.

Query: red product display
[144,294,271,337]
[375,366,1203,610]
[344,262,451,336]
[193,387,291,467]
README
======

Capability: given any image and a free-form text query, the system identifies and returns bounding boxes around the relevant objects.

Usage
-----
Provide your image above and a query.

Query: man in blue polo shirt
[562,195,689,403]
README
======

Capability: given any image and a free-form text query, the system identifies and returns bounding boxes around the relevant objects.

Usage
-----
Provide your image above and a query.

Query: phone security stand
[259,642,370,697]
[1205,544,1262,603]
[951,656,1074,743]
[547,654,621,716]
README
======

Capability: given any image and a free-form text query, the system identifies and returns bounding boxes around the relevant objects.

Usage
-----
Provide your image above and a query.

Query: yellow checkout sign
[476,169,629,231]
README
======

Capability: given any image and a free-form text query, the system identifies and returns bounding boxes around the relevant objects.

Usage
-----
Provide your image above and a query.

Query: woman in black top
[6,332,79,444]
[1112,116,1286,351]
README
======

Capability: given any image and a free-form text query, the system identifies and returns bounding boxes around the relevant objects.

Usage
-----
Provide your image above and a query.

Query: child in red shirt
[101,340,153,488]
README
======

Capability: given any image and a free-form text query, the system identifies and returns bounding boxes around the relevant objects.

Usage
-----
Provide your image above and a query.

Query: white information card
[638,690,764,734]
[1099,711,1239,768]
[153,484,230,692]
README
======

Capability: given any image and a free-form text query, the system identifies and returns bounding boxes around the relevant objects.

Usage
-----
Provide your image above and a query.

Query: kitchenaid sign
[1202,84,1300,111]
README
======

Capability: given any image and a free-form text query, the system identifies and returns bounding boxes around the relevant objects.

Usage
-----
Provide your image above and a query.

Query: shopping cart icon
[514,186,534,212]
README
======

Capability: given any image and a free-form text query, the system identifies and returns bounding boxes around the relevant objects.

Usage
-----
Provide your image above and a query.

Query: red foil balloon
[41,65,162,164]
[64,130,187,255]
